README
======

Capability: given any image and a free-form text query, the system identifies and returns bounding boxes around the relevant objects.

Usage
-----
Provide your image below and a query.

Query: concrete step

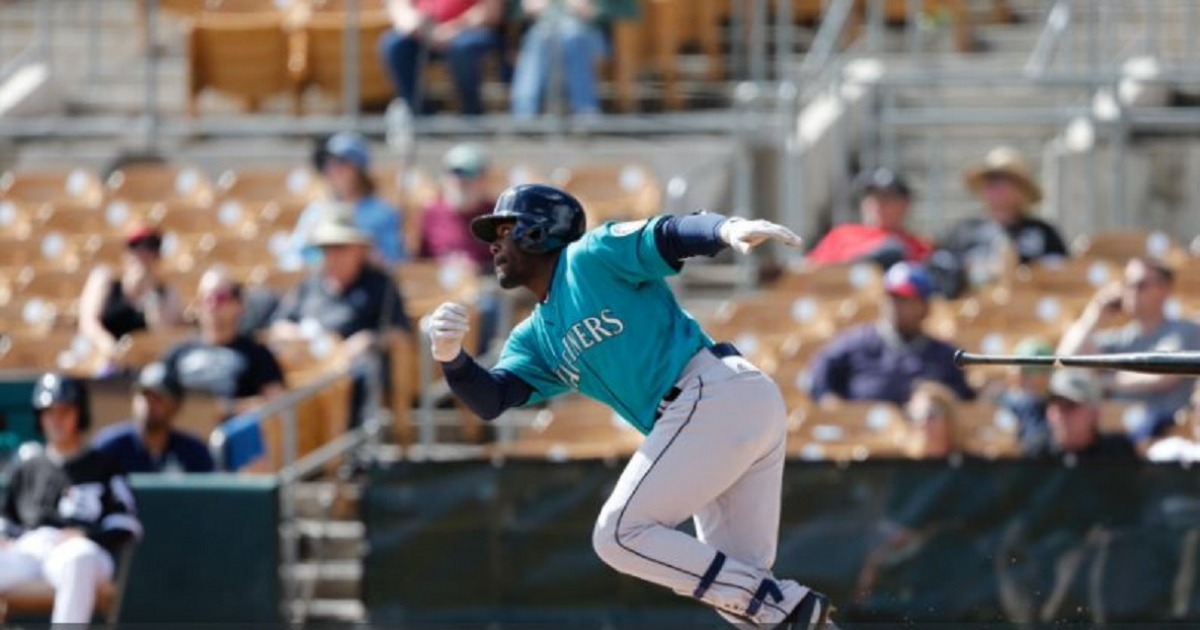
[289,481,362,521]
[295,519,366,561]
[286,561,362,601]
[287,598,367,623]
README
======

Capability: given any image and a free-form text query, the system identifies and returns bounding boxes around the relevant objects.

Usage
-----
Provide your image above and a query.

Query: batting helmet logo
[470,184,586,254]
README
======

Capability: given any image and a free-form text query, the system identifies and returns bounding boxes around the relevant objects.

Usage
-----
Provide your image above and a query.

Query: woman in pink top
[378,0,503,115]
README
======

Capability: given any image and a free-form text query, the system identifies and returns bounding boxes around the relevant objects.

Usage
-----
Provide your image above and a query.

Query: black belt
[655,343,741,418]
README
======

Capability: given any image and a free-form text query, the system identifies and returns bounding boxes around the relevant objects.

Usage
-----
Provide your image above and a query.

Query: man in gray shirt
[1058,256,1200,437]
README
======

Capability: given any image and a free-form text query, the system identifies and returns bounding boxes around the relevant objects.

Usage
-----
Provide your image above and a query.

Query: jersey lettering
[552,309,626,389]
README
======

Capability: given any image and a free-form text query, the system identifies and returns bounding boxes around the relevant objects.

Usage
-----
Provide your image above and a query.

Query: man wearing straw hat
[271,209,412,428]
[935,146,1069,294]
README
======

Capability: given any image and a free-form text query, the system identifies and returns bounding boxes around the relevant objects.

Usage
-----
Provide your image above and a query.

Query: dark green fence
[363,459,1200,629]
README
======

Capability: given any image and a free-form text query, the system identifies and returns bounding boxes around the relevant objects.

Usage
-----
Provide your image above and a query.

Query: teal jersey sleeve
[580,216,678,285]
[494,317,569,406]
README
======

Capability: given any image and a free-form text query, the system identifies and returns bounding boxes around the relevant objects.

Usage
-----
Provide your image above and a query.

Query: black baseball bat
[954,350,1200,375]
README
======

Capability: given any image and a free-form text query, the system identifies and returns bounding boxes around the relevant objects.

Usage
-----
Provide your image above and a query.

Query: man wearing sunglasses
[162,268,286,413]
[1058,256,1200,442]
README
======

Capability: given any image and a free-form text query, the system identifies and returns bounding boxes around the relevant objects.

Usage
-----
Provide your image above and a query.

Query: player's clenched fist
[719,217,803,255]
[427,302,471,362]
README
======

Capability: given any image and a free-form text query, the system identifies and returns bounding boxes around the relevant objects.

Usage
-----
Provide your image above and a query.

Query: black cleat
[779,589,838,629]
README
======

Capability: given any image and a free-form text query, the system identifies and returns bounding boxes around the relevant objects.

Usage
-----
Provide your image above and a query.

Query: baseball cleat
[779,589,838,630]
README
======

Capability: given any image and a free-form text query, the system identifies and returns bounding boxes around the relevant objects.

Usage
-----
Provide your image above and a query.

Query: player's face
[39,402,80,444]
[1047,396,1098,452]
[491,221,529,289]
[133,390,177,430]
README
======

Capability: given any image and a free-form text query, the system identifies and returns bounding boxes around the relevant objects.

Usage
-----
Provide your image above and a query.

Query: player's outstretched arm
[428,302,533,420]
[654,213,803,268]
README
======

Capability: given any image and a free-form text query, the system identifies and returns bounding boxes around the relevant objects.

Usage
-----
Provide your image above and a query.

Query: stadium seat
[393,259,481,320]
[0,330,100,374]
[36,203,132,238]
[215,166,323,204]
[1098,400,1150,435]
[487,395,642,460]
[771,261,885,299]
[185,12,299,115]
[105,163,215,207]
[114,327,197,369]
[0,234,91,273]
[0,168,105,207]
[553,163,662,226]
[0,201,38,239]
[295,7,395,110]
[1073,229,1185,265]
[787,400,910,461]
[0,296,62,335]
[1012,256,1116,299]
[954,402,1020,459]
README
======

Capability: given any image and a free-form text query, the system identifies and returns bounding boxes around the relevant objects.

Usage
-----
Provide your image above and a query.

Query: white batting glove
[427,302,471,363]
[718,217,803,255]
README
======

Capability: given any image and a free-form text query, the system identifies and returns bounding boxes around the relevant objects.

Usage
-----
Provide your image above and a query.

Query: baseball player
[0,373,141,623]
[427,184,837,629]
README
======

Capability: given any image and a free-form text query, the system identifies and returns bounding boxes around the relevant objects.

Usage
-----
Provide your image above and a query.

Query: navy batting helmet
[470,184,586,254]
[31,372,91,432]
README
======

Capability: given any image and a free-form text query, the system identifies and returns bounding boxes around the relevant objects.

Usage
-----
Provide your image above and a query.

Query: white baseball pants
[592,349,809,628]
[0,527,115,624]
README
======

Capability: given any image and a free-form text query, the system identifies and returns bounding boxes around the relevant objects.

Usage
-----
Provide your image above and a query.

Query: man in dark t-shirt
[933,146,1069,295]
[271,212,411,344]
[93,362,214,474]
[1025,369,1138,461]
[163,268,286,409]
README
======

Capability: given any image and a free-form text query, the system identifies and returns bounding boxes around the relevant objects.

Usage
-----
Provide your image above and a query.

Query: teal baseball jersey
[495,216,713,434]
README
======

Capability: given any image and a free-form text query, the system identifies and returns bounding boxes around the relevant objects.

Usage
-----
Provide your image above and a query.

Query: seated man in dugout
[0,374,141,624]
[92,362,215,474]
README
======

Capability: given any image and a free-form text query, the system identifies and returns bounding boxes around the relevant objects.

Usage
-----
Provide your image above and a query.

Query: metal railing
[204,347,387,624]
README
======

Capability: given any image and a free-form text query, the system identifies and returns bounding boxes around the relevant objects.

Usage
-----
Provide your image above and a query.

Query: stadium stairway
[284,480,368,623]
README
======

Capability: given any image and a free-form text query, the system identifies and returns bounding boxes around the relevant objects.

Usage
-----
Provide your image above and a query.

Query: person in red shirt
[418,143,501,353]
[418,142,496,269]
[806,168,933,267]
[378,0,503,115]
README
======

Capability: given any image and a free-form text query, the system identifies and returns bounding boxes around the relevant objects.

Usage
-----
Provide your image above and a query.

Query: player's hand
[719,217,803,255]
[427,302,470,363]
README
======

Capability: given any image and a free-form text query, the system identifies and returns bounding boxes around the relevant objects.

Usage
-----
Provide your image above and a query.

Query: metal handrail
[1026,0,1072,77]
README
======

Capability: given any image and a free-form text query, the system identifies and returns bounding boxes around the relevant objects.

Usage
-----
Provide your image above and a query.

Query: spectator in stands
[79,223,185,363]
[996,338,1055,456]
[1028,369,1137,460]
[1146,381,1200,461]
[419,143,501,353]
[418,142,495,267]
[272,212,412,428]
[92,362,215,474]
[807,262,975,405]
[934,146,1068,295]
[806,168,933,268]
[905,380,966,459]
[1058,256,1200,439]
[285,133,405,270]
[0,373,141,624]
[162,267,286,412]
[378,0,503,116]
[509,0,637,118]
[273,211,413,346]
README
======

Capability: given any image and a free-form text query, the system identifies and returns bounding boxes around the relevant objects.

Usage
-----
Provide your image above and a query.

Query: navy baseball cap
[136,362,184,400]
[323,132,371,171]
[884,262,935,300]
[854,168,911,198]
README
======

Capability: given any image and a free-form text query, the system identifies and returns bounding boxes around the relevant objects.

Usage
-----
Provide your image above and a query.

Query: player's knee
[592,509,653,569]
[50,539,107,580]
